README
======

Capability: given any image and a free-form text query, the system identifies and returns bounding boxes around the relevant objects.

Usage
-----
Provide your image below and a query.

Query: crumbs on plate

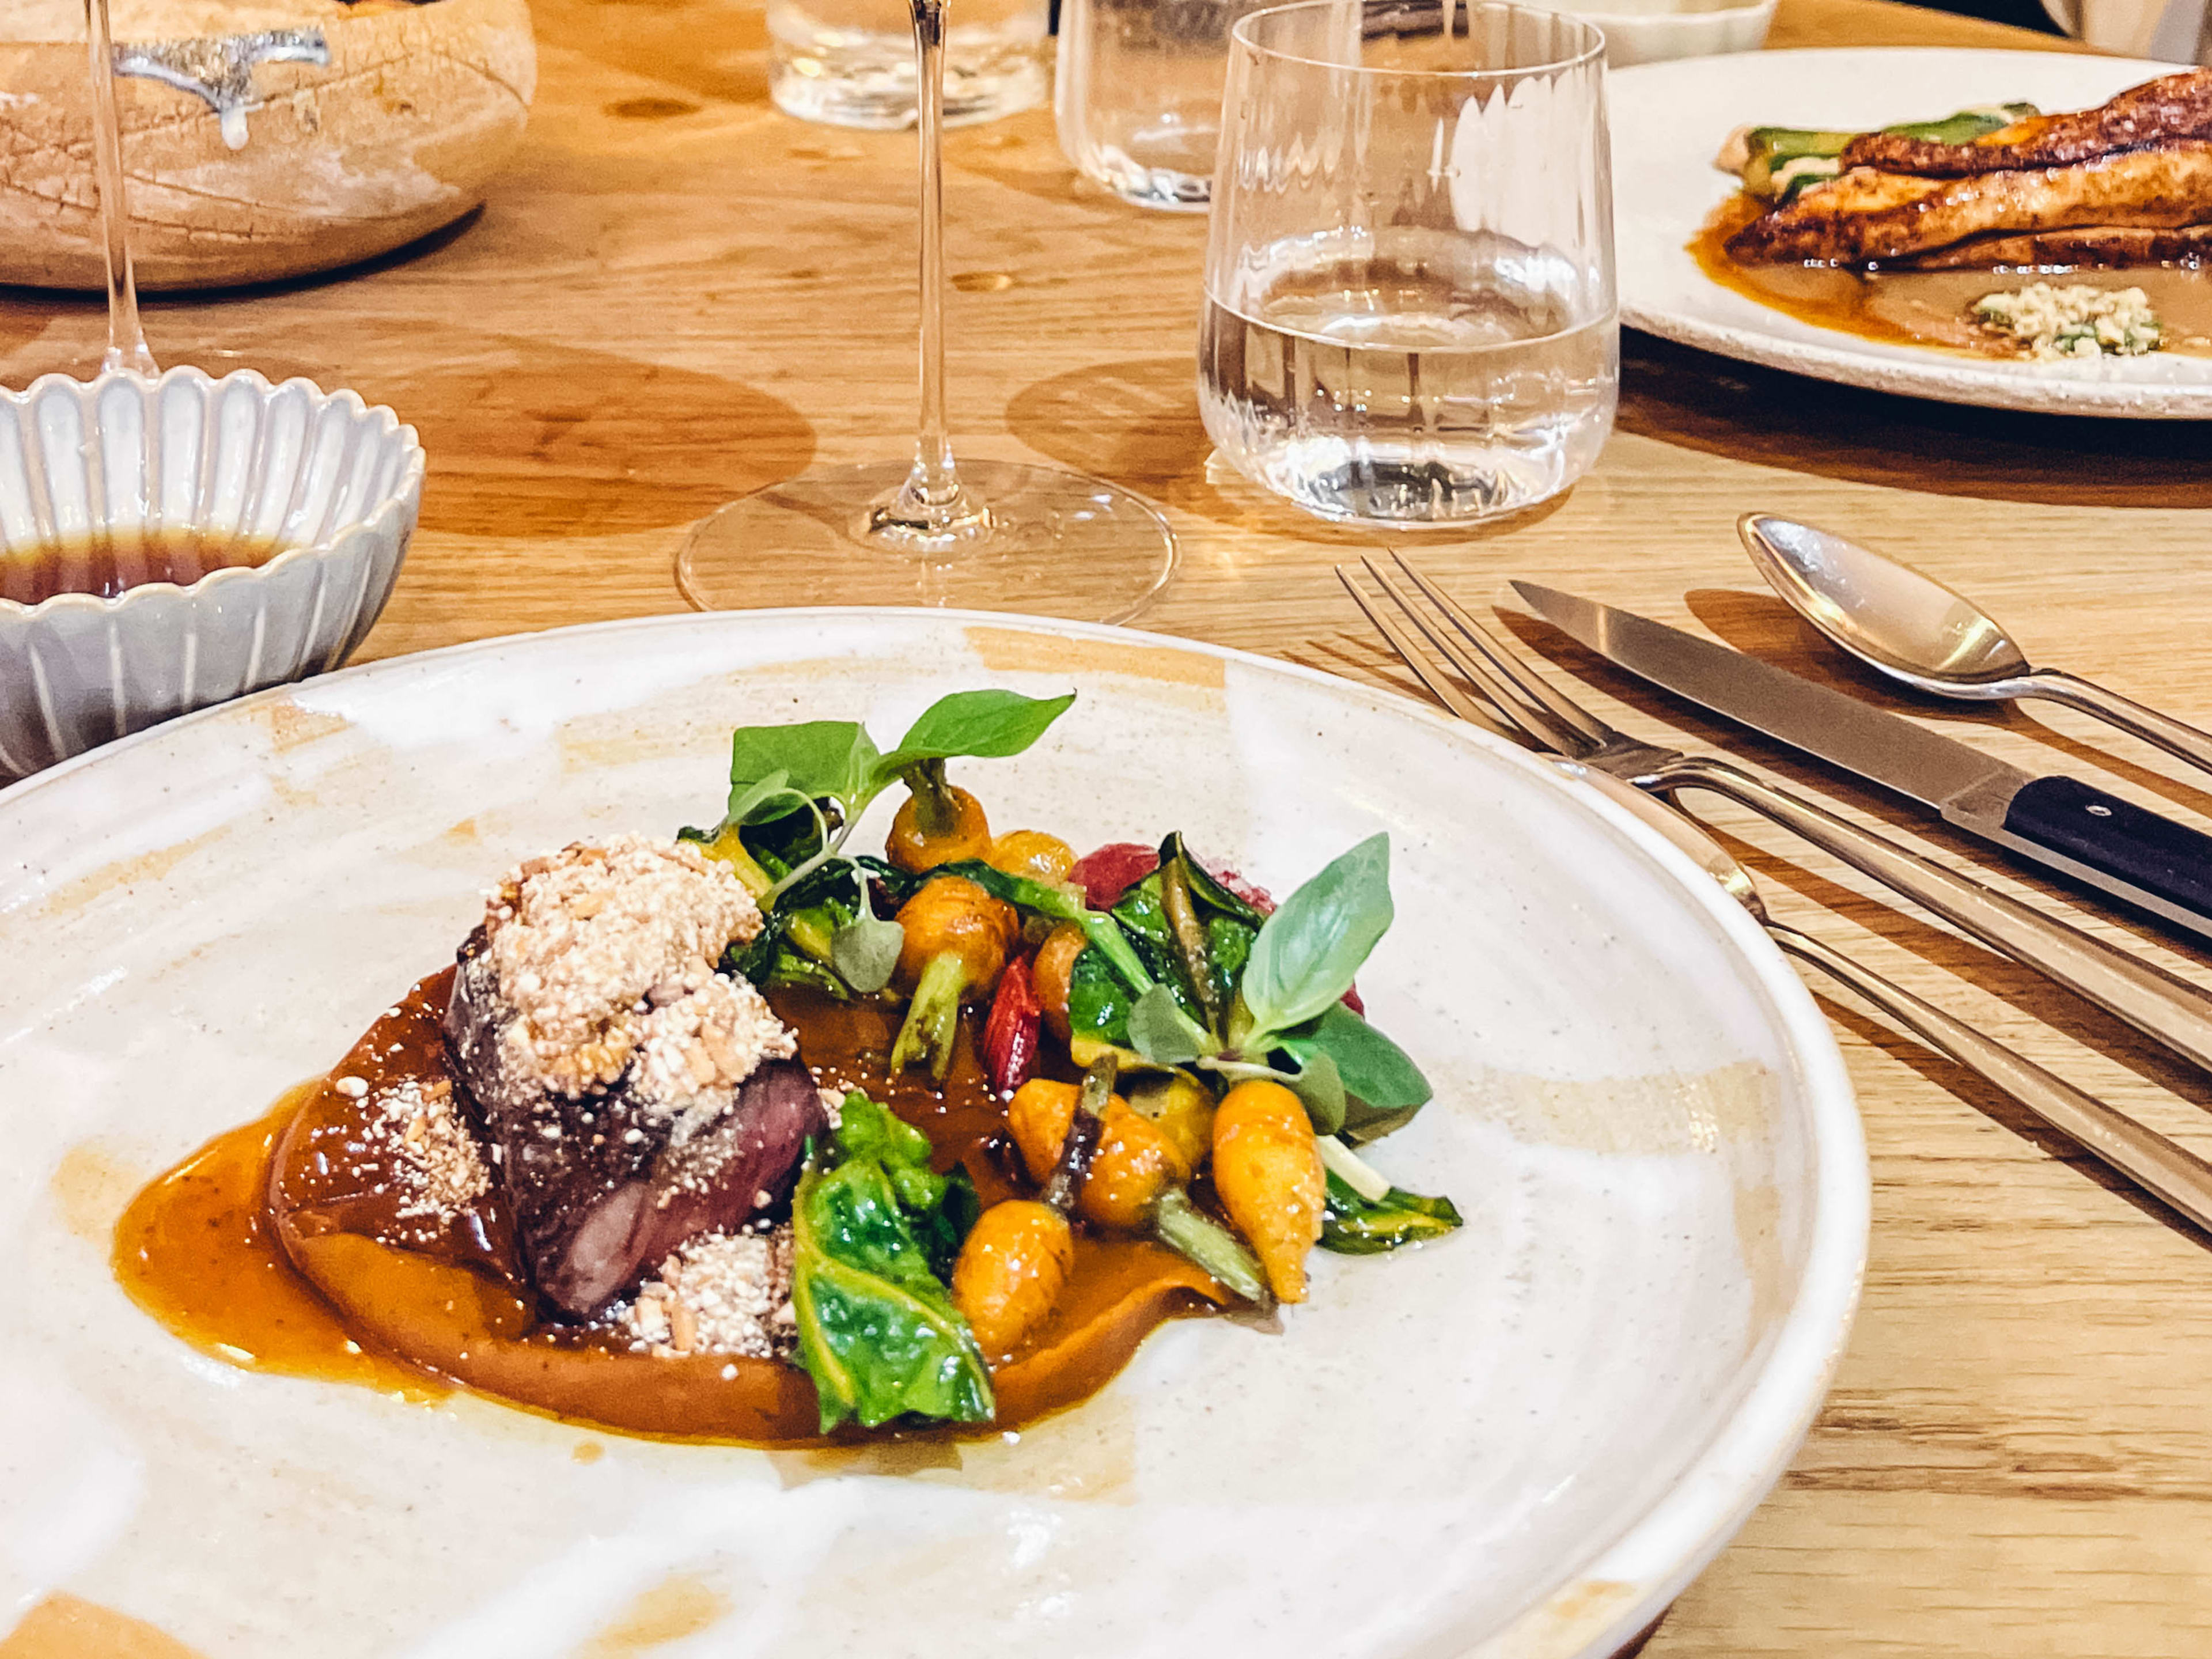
[1970,283,2163,361]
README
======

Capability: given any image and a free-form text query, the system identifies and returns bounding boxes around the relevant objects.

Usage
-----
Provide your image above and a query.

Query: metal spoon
[1741,513,2212,778]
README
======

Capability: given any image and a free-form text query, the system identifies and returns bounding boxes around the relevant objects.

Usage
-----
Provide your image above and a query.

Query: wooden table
[12,0,2212,1650]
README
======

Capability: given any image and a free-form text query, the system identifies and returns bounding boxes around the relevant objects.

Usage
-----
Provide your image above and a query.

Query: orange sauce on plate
[115,972,1226,1446]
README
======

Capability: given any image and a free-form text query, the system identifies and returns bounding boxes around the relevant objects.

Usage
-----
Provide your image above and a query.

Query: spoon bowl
[1741,512,2212,781]
[1739,514,2033,696]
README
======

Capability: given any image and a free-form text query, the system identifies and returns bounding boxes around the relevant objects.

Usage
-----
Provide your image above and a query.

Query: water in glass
[1200,1,1617,525]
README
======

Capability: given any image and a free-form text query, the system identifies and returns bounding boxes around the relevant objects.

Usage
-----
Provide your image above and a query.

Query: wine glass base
[675,459,1177,625]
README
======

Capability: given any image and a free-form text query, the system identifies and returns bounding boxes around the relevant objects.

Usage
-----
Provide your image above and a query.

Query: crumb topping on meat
[623,1226,796,1358]
[480,836,789,1121]
[371,1076,492,1221]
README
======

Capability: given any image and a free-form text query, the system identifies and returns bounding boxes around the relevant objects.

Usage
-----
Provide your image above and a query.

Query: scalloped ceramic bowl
[0,368,423,781]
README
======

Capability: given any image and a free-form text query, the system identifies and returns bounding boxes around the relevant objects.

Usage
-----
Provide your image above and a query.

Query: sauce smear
[115,972,1227,1446]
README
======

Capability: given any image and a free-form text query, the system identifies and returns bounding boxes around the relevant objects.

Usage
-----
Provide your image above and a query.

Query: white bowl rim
[0,365,426,623]
[0,605,1870,1656]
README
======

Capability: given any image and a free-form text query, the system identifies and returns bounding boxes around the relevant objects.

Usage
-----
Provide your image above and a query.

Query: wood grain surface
[6,0,2210,1651]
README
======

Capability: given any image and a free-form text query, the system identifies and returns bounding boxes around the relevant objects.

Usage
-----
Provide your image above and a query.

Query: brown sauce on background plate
[115,972,1226,1446]
[1690,194,2212,359]
[1,527,290,606]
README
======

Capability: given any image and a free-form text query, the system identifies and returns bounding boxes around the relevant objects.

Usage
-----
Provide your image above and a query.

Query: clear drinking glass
[681,0,1177,621]
[772,0,1048,128]
[1200,0,1617,525]
[1054,0,1280,210]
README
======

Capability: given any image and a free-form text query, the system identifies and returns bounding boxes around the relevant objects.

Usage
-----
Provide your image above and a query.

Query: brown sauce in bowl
[1690,194,2212,359]
[1,527,289,605]
[114,972,1227,1446]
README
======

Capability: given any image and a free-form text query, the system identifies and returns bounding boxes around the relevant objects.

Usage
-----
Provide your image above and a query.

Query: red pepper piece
[1069,842,1160,909]
[982,953,1041,1097]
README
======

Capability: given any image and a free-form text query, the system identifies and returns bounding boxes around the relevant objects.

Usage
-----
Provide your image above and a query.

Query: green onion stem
[889,950,967,1079]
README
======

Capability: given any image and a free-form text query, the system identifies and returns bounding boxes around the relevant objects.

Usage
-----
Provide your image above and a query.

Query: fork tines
[1335,552,1598,760]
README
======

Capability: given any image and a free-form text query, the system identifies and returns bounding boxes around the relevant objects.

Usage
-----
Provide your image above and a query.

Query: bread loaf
[0,0,535,290]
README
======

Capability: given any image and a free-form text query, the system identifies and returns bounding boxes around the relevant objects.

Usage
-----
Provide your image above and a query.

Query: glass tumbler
[1055,0,1281,209]
[1200,0,1617,525]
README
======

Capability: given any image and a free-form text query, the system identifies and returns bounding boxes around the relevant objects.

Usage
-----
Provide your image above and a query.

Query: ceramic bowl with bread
[0,0,535,290]
[0,369,423,783]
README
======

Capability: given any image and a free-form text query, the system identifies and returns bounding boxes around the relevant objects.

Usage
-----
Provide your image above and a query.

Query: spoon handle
[2029,669,2212,781]
[1770,921,2212,1234]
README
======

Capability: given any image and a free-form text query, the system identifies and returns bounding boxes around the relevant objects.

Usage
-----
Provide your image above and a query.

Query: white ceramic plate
[1612,48,2212,418]
[0,611,1866,1659]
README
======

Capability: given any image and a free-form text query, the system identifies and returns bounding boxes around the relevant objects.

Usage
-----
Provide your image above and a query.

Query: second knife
[1513,582,2212,944]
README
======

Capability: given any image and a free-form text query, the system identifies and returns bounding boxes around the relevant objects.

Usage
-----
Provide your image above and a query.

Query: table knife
[1513,582,2212,944]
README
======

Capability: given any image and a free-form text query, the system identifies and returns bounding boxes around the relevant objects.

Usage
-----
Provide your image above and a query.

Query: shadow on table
[1006,353,1571,541]
[1619,331,2212,509]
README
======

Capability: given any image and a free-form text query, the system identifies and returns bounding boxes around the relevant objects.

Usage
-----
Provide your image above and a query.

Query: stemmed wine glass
[674,0,1177,624]
[85,0,158,377]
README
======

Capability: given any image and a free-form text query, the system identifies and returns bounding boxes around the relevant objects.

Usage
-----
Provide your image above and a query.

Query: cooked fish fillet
[1726,144,2212,266]
[1842,71,2212,177]
[1891,223,2212,269]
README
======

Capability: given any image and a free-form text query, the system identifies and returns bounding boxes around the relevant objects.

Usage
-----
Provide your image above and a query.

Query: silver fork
[1342,555,2212,1232]
[1335,555,2212,1081]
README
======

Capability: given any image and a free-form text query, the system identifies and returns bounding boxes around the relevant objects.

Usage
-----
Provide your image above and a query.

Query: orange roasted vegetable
[986,830,1078,885]
[1005,1077,1185,1232]
[894,876,1017,994]
[1124,1073,1215,1175]
[1211,1081,1325,1302]
[1031,925,1087,1040]
[886,780,992,873]
[952,1200,1075,1359]
[888,876,1019,1080]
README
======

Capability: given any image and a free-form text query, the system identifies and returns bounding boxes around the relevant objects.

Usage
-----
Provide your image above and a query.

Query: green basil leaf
[1240,834,1394,1039]
[830,914,904,995]
[1160,834,1266,927]
[1339,1099,1422,1146]
[728,774,813,830]
[1113,861,1253,1026]
[1128,984,1210,1066]
[1286,1049,1346,1135]
[1277,1002,1432,1114]
[729,719,882,820]
[832,1092,935,1169]
[910,1168,982,1282]
[1319,1171,1464,1255]
[1066,946,1134,1046]
[762,950,851,1001]
[874,690,1075,779]
[934,859,1154,994]
[790,1098,994,1431]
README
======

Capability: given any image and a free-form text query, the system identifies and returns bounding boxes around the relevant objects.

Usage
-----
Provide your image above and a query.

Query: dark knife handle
[2002,776,2212,924]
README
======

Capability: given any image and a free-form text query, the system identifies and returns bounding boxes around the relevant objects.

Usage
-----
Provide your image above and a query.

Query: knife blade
[1513,582,2212,942]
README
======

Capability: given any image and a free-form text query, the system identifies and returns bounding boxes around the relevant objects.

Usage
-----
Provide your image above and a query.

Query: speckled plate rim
[1612,48,2212,419]
[0,608,1869,1659]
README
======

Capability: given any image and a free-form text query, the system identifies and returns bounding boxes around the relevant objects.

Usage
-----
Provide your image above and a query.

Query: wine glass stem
[85,0,157,378]
[896,0,973,527]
